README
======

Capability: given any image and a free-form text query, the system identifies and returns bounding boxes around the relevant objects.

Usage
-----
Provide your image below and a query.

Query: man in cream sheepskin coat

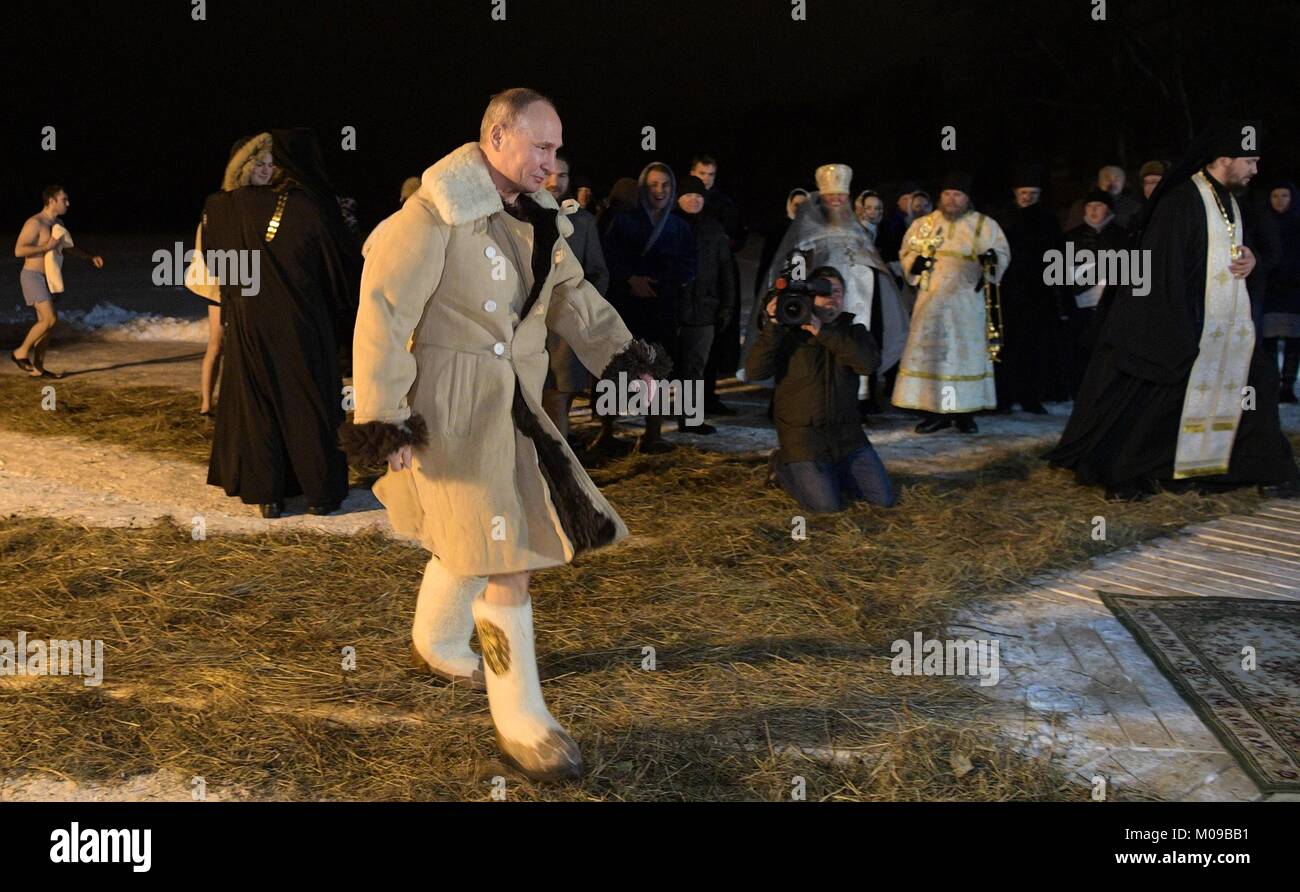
[342,88,667,781]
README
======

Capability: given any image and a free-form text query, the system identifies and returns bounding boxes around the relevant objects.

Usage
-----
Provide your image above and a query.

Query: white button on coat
[492,342,506,356]
[484,299,497,312]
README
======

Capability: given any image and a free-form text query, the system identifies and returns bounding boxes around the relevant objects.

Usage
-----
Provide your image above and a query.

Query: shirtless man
[12,185,104,378]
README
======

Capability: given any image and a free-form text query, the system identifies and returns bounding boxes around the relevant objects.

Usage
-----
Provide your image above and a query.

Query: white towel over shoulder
[44,224,74,294]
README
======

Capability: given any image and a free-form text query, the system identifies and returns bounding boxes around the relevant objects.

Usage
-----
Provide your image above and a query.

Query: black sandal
[10,351,36,373]
[36,368,64,379]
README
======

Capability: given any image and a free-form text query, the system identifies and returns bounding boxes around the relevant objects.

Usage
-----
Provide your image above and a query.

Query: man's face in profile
[1223,157,1259,188]
[489,101,562,194]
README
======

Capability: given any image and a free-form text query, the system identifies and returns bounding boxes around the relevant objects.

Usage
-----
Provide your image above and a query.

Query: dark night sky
[5,0,1300,235]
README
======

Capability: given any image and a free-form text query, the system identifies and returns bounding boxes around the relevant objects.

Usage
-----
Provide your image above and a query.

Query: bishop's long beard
[823,203,856,228]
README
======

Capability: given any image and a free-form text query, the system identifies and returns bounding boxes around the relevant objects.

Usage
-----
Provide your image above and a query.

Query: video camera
[766,255,832,327]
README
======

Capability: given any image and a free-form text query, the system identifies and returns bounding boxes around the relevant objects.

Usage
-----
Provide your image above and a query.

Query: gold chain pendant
[1198,172,1241,261]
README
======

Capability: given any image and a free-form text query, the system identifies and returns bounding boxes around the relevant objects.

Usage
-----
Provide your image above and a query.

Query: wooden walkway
[953,500,1300,801]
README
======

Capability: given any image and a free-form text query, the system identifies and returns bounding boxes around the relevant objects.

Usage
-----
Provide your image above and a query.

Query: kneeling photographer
[745,265,897,512]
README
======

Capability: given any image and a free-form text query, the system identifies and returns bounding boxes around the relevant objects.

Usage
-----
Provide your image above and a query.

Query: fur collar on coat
[416,142,562,227]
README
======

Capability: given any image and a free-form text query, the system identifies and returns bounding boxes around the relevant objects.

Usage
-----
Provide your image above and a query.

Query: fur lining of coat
[505,194,671,554]
[598,337,674,382]
[339,414,429,468]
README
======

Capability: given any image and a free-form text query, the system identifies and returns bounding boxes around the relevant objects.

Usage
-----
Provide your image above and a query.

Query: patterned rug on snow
[1100,593,1300,794]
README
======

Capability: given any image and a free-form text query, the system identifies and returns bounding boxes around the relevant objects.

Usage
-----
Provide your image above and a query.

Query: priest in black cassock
[993,164,1067,413]
[1047,120,1298,500]
[203,128,361,517]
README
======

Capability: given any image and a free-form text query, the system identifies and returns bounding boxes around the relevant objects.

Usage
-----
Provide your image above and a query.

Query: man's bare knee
[484,570,531,606]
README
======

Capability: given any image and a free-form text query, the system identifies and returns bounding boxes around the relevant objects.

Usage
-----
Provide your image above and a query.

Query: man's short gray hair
[480,88,556,143]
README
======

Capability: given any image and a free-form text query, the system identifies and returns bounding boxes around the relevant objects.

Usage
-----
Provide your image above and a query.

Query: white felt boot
[411,556,486,690]
[472,596,583,781]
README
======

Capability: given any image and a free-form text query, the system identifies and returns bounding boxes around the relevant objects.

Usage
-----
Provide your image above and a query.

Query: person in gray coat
[541,152,611,436]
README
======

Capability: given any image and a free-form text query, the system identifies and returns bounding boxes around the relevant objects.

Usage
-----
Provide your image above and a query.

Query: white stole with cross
[1172,174,1255,479]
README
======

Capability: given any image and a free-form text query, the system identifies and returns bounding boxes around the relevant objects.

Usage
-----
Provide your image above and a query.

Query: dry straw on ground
[0,433,1271,800]
[0,375,211,465]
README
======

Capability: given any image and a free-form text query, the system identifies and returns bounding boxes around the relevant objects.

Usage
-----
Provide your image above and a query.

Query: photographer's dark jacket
[744,313,880,463]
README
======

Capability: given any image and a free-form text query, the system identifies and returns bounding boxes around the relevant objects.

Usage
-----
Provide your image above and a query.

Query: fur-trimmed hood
[222,133,273,192]
[416,142,561,227]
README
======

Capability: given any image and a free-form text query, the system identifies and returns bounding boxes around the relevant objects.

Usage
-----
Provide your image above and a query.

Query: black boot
[675,416,716,435]
[1259,480,1300,499]
[587,421,623,454]
[915,415,953,434]
[705,397,737,417]
[1281,339,1299,403]
[954,414,979,433]
[1105,485,1150,503]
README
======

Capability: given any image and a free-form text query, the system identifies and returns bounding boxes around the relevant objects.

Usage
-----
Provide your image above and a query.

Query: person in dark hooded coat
[201,128,362,516]
[596,161,697,451]
[1260,181,1300,402]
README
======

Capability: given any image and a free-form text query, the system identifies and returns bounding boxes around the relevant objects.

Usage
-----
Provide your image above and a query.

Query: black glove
[980,248,998,264]
[909,255,934,276]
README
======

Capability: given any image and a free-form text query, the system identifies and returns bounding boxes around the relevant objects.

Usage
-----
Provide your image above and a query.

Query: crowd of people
[9,88,1300,782]
[13,110,1300,523]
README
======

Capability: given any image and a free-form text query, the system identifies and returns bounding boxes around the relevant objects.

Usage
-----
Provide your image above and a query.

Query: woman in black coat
[1262,181,1300,402]
[201,129,361,516]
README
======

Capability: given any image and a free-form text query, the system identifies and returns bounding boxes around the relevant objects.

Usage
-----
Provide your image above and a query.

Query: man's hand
[629,275,658,298]
[387,444,413,472]
[91,256,104,269]
[765,297,778,321]
[801,314,823,337]
[1230,245,1255,279]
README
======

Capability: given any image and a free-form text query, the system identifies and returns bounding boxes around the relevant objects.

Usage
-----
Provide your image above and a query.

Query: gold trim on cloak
[264,191,289,243]
[897,368,994,382]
